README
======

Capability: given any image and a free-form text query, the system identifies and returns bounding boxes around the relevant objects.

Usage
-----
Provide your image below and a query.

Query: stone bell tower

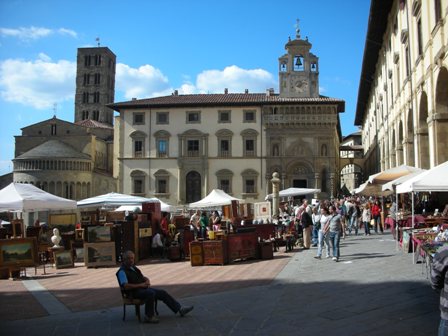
[279,20,319,98]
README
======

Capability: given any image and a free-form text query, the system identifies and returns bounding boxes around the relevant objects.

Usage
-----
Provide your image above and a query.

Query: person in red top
[371,200,383,234]
[160,212,169,236]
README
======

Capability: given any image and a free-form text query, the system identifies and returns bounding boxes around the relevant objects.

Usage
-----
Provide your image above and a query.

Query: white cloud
[116,63,171,100]
[195,65,276,93]
[0,58,76,109]
[0,26,77,41]
[57,28,77,38]
[117,64,276,98]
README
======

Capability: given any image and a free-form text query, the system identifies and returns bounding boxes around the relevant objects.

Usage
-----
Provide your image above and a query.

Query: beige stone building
[355,0,448,177]
[111,27,345,205]
[13,47,117,202]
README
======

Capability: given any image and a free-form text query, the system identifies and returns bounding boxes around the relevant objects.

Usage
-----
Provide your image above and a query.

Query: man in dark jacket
[117,250,193,323]
[431,246,448,335]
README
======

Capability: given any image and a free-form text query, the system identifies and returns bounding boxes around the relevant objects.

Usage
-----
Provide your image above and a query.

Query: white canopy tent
[394,161,448,251]
[114,198,176,213]
[354,165,422,196]
[188,189,242,209]
[396,161,448,194]
[0,182,77,212]
[368,165,423,184]
[77,192,159,209]
[353,181,392,196]
[381,170,426,193]
[265,187,320,200]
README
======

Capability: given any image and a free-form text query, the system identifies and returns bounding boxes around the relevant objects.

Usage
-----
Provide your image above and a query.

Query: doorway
[186,171,201,203]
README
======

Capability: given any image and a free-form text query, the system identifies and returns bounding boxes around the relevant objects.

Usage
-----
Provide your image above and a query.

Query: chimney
[224,88,228,94]
[132,97,137,101]
[245,89,249,94]
[265,88,274,96]
[173,90,178,96]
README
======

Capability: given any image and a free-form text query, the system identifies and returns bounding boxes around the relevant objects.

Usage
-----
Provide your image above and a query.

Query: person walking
[430,245,448,335]
[327,205,343,262]
[362,202,372,236]
[348,201,360,235]
[311,204,321,247]
[371,200,383,234]
[314,206,331,259]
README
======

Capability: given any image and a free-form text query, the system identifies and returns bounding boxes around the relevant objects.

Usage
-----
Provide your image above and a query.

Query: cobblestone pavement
[0,231,440,336]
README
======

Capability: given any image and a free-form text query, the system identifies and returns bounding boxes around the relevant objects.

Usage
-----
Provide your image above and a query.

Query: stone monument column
[314,172,320,199]
[271,172,281,218]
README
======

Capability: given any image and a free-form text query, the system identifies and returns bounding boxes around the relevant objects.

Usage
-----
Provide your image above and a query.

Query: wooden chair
[116,274,158,322]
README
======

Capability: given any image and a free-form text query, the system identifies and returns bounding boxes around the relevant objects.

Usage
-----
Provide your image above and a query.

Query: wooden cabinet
[203,240,227,265]
[227,232,258,262]
[190,241,204,266]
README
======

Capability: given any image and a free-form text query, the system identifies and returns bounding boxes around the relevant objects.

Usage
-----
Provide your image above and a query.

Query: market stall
[0,182,77,277]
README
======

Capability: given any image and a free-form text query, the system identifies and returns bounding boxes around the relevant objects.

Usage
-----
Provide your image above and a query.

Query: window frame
[243,110,256,123]
[186,111,201,124]
[218,110,231,123]
[133,112,145,125]
[156,112,169,125]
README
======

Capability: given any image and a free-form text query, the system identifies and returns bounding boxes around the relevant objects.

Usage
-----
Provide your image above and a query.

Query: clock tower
[279,20,319,98]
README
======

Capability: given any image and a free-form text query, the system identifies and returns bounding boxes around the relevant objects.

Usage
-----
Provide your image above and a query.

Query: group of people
[278,196,395,262]
[189,209,222,239]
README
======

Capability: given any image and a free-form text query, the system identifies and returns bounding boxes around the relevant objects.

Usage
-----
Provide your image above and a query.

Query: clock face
[291,78,308,93]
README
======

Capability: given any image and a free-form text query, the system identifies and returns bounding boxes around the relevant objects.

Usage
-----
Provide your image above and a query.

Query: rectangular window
[435,0,442,22]
[187,140,200,156]
[187,111,200,123]
[405,47,410,78]
[83,92,89,103]
[133,113,144,125]
[94,54,102,66]
[245,139,255,156]
[133,179,143,194]
[245,179,255,193]
[83,74,90,85]
[94,73,101,84]
[244,110,256,123]
[220,140,230,157]
[417,19,423,56]
[219,179,230,194]
[82,110,89,120]
[156,112,169,124]
[218,110,231,123]
[134,140,143,158]
[92,110,99,121]
[84,55,91,67]
[157,139,167,157]
[93,92,100,103]
[157,179,167,194]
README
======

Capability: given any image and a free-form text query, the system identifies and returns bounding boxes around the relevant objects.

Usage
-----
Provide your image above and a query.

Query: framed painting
[87,226,111,243]
[74,247,84,263]
[0,238,38,267]
[54,250,74,269]
[75,229,85,241]
[84,242,116,267]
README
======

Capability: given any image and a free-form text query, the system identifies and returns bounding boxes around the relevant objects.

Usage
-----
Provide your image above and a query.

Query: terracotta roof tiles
[109,93,345,112]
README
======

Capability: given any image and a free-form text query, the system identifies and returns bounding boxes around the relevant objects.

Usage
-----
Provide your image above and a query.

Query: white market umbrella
[77,192,158,209]
[265,187,320,200]
[0,182,77,212]
[368,165,423,184]
[114,198,175,213]
[188,189,242,208]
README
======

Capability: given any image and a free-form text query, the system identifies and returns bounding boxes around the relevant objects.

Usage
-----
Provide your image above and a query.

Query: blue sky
[0,0,370,176]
